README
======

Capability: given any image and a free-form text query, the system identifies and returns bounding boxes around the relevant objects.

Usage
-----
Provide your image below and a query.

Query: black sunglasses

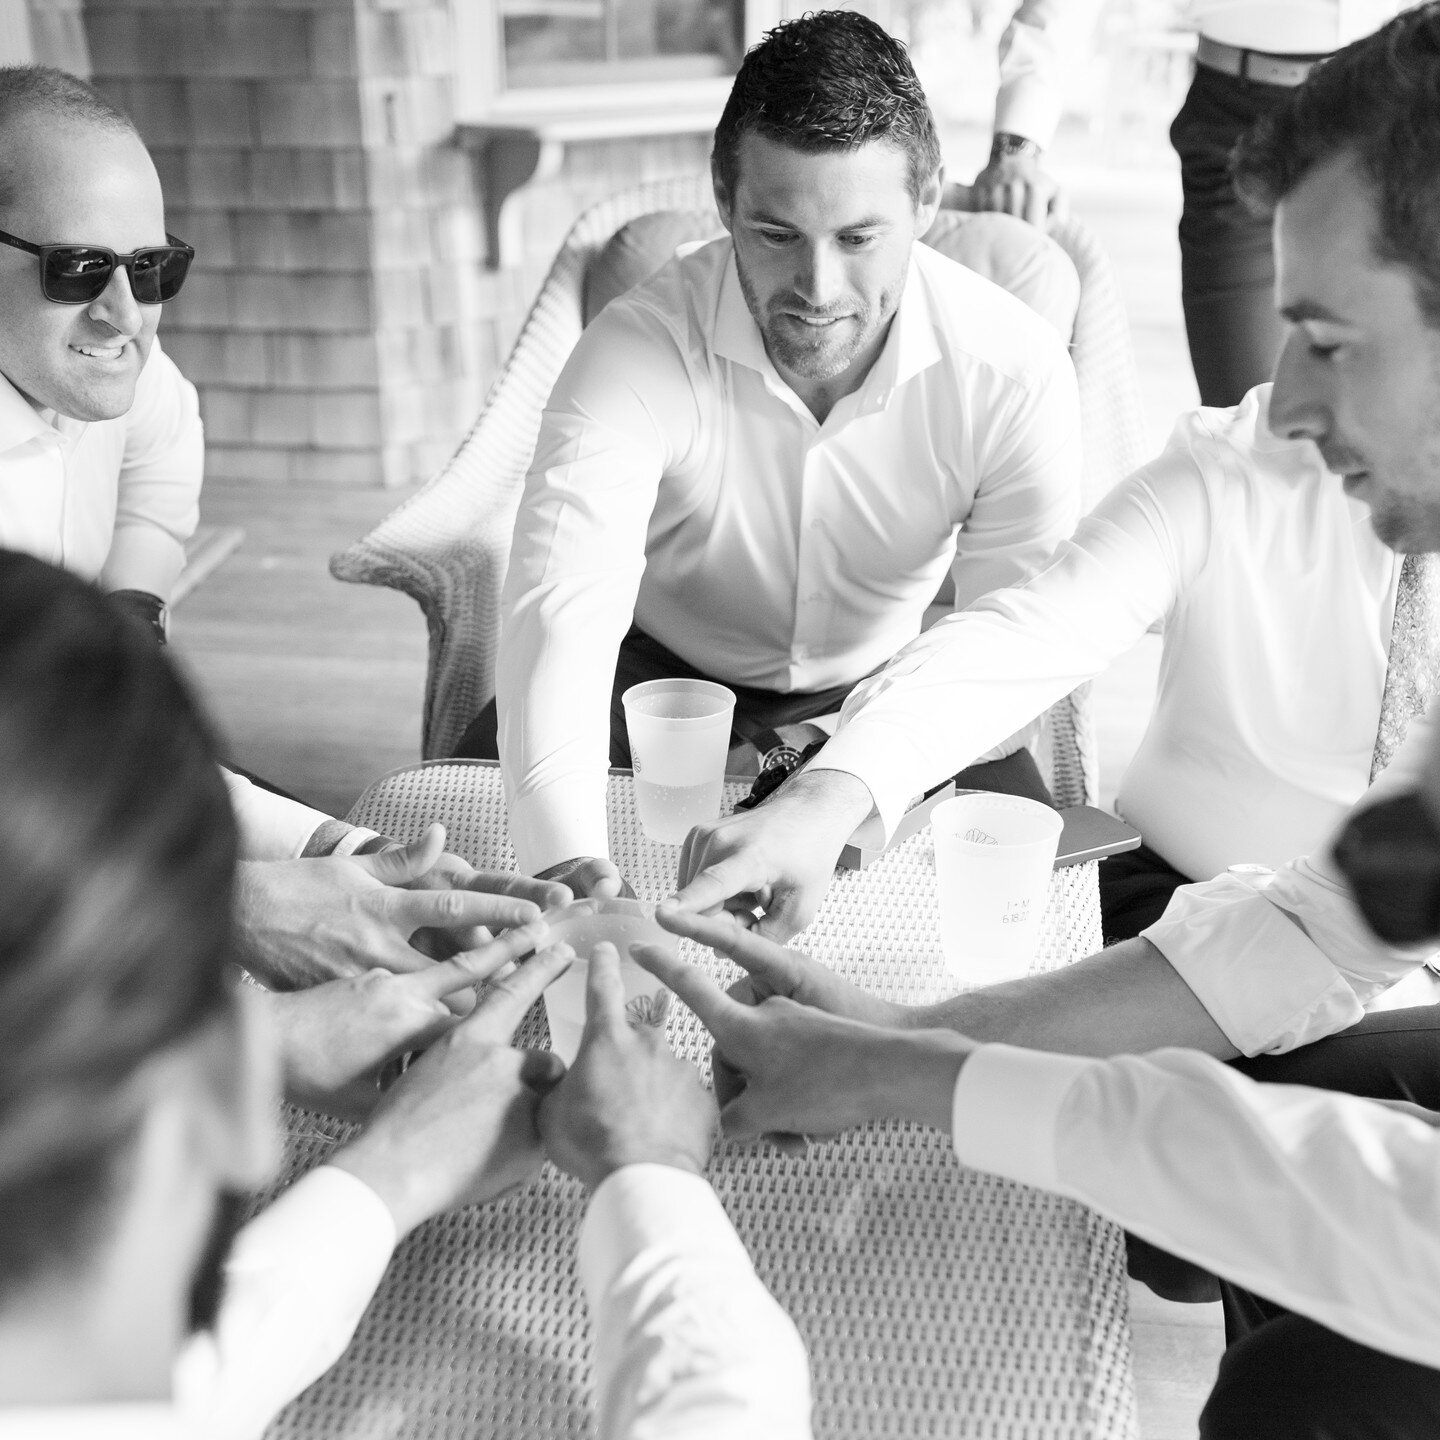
[0,227,193,305]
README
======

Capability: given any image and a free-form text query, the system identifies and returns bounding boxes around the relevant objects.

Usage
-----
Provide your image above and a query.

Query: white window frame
[456,0,786,119]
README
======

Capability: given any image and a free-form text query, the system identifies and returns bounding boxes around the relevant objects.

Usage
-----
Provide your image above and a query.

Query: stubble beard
[735,256,881,382]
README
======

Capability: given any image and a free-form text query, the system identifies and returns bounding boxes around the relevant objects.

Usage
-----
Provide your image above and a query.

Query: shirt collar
[710,241,942,410]
[0,370,85,454]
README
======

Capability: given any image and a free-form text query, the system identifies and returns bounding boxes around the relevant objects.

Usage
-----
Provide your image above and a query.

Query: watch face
[993,133,1040,159]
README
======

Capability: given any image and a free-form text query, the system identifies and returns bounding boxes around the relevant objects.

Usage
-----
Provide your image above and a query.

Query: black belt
[1195,34,1328,87]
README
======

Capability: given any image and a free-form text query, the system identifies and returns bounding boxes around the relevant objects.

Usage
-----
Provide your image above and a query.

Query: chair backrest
[332,176,1147,799]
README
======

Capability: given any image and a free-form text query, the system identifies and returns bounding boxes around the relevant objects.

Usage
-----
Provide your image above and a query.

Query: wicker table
[266,760,1136,1440]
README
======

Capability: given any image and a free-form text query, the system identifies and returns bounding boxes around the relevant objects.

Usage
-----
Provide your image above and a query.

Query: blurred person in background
[0,547,809,1439]
[974,0,1408,406]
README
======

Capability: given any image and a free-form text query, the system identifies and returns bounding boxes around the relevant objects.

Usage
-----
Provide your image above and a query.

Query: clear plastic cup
[539,897,675,1063]
[931,792,1064,987]
[622,678,736,844]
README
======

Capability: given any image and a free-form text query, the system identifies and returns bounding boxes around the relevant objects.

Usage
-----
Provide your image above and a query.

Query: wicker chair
[331,175,1147,807]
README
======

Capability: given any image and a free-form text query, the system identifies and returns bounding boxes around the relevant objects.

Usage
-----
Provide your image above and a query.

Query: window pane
[501,0,745,90]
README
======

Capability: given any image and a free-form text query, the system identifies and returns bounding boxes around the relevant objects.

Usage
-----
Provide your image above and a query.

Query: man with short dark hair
[635,11,1440,1427]
[459,10,1083,898]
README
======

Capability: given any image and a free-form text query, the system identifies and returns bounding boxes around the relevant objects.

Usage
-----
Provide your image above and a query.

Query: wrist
[783,766,875,836]
[329,1133,431,1241]
[583,1146,707,1194]
[873,1027,972,1132]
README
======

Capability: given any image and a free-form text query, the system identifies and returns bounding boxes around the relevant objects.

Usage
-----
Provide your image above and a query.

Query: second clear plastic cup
[622,677,736,844]
[539,898,675,1064]
[932,792,1064,987]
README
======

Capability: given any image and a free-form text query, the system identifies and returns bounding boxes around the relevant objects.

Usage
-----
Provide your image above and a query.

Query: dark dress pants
[1199,1305,1440,1439]
[1169,63,1291,407]
[454,623,1052,802]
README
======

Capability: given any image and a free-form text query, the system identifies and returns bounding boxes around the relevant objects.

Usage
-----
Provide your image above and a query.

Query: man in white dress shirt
[0,549,810,1440]
[0,65,568,1004]
[0,64,201,639]
[974,1,1407,406]
[458,10,1083,899]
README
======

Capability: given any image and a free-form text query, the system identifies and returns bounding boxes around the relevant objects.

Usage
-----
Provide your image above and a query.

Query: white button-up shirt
[0,340,203,601]
[954,1040,1440,1370]
[816,386,1440,1056]
[498,237,1081,874]
[996,1,1407,150]
[2,1164,811,1440]
[820,386,1400,877]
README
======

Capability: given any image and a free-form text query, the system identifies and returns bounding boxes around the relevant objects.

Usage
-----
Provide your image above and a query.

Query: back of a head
[0,551,235,1293]
[712,10,941,204]
[1233,3,1440,322]
[0,65,136,215]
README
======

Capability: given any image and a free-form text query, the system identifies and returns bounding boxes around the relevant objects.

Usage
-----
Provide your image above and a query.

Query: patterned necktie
[1371,551,1440,783]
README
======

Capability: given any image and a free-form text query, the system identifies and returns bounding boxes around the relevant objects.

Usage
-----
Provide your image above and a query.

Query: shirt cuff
[951,1043,1095,1193]
[174,1166,397,1438]
[299,818,385,858]
[507,776,612,876]
[224,769,340,862]
[232,1164,398,1272]
[808,733,917,844]
[579,1164,755,1306]
[1143,874,1365,1056]
[101,522,189,603]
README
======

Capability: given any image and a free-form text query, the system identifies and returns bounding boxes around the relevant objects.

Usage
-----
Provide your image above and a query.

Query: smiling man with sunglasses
[0,64,198,641]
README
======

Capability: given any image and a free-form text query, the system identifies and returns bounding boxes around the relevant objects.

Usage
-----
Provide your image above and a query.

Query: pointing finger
[655,905,806,997]
[466,943,574,1041]
[583,941,627,1039]
[629,941,742,1042]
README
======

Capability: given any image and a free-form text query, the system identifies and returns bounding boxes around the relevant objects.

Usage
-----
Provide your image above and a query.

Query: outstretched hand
[655,906,905,1152]
[668,769,874,941]
[329,942,574,1239]
[266,918,554,1121]
[539,942,716,1191]
[372,823,572,959]
[235,823,567,992]
[629,941,970,1145]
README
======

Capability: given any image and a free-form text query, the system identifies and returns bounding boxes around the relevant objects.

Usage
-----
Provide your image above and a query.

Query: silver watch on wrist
[990,132,1042,161]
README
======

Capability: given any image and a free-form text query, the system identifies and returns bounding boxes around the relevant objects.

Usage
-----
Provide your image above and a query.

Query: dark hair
[1233,4,1440,323]
[0,65,137,214]
[0,551,236,1291]
[712,10,941,205]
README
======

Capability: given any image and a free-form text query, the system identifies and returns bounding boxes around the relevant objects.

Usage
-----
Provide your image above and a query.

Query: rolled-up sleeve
[100,341,203,601]
[1145,705,1440,1055]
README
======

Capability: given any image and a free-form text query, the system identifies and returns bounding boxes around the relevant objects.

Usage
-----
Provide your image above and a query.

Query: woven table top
[265,760,1136,1439]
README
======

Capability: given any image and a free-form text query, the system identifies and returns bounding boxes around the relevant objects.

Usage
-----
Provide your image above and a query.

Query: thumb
[359,822,447,885]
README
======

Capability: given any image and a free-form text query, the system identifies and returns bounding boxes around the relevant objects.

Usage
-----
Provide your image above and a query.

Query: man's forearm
[904,938,1238,1060]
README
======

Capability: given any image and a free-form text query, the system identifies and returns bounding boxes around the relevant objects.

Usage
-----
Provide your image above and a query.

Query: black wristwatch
[108,588,169,646]
[991,132,1043,162]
